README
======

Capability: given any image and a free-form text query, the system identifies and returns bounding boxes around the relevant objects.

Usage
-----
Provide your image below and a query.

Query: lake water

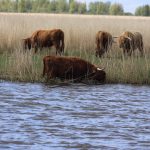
[0,81,150,150]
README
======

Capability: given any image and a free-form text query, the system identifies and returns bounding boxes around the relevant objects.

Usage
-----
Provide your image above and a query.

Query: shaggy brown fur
[95,31,113,57]
[23,29,64,55]
[23,38,32,50]
[43,55,106,83]
[118,31,144,56]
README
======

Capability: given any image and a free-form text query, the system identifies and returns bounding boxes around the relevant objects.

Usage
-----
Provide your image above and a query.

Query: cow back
[43,56,97,80]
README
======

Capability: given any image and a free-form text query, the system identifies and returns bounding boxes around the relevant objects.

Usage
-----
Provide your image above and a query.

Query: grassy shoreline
[0,13,150,84]
[0,50,150,85]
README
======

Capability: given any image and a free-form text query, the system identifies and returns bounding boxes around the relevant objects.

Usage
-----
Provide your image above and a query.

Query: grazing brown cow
[43,55,106,83]
[23,29,64,55]
[118,31,144,56]
[95,31,113,57]
[23,30,38,51]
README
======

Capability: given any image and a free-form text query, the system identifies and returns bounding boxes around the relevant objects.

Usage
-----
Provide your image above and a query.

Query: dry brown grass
[0,13,150,53]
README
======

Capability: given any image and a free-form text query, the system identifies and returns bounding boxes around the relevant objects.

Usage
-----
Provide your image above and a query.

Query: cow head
[92,67,106,83]
[118,36,131,49]
[23,38,31,50]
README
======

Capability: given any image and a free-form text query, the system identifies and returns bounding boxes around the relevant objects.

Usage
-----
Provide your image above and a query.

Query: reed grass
[0,13,150,84]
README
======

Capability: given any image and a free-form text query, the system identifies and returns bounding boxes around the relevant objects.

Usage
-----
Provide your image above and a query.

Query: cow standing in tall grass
[117,31,144,56]
[23,29,64,55]
[95,31,113,57]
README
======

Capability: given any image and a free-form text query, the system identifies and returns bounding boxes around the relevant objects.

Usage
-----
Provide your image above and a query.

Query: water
[0,81,150,150]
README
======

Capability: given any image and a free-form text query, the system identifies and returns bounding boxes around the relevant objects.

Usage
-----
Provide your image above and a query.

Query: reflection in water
[0,81,150,149]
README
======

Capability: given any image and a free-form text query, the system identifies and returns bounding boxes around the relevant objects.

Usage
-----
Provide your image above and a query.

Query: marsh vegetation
[0,13,150,84]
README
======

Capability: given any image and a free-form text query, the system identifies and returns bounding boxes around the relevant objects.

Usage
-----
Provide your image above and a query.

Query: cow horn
[97,67,105,71]
[124,36,132,40]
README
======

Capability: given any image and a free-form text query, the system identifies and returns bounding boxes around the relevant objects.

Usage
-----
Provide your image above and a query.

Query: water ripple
[0,81,150,149]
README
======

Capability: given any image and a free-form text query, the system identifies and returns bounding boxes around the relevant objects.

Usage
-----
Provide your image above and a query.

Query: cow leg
[46,71,56,82]
[140,41,144,56]
[43,61,49,78]
[138,45,144,56]
[43,65,46,77]
[54,44,57,55]
[128,49,132,56]
[60,40,64,54]
[98,49,105,57]
[123,49,128,57]
[57,42,62,56]
[123,49,126,55]
[139,48,144,56]
[95,50,98,57]
[124,49,129,55]
[34,45,38,53]
[35,48,38,53]
[43,68,45,77]
[95,43,100,57]
[54,42,61,56]
[38,42,42,52]
[58,49,62,56]
[95,49,103,57]
[33,42,38,53]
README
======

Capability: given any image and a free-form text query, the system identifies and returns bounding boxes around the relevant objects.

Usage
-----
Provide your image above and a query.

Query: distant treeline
[0,0,150,16]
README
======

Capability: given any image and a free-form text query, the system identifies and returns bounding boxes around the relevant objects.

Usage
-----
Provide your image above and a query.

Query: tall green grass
[0,49,150,84]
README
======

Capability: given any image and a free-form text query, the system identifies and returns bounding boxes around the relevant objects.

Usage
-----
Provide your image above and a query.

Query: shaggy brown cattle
[118,31,144,56]
[23,29,64,55]
[43,56,106,83]
[95,31,113,57]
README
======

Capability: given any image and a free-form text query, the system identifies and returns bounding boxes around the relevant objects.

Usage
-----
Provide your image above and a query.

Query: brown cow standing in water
[95,31,113,57]
[23,29,64,55]
[117,31,144,56]
[43,55,106,83]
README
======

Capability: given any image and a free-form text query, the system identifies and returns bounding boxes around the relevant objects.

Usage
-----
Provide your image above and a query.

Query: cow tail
[61,32,65,53]
[141,39,144,50]
[100,34,103,51]
[140,38,144,56]
[28,38,32,50]
[96,36,100,50]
